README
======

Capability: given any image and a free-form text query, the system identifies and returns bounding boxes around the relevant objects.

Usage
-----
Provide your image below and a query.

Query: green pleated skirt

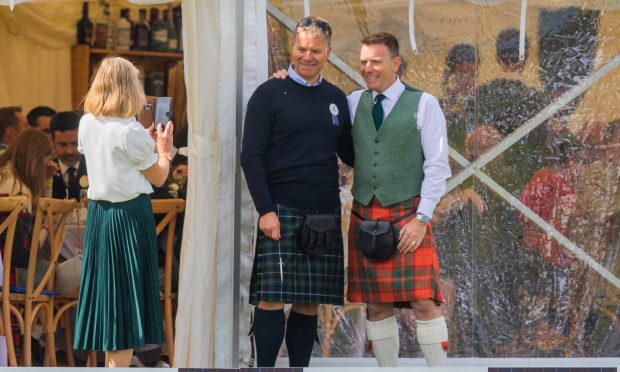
[73,194,164,351]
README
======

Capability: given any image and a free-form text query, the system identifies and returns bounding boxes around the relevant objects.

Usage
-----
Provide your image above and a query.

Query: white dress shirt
[287,64,323,86]
[78,113,158,203]
[58,160,81,185]
[347,77,451,218]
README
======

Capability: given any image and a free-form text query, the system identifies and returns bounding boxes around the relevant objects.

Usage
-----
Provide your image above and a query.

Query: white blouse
[78,113,158,203]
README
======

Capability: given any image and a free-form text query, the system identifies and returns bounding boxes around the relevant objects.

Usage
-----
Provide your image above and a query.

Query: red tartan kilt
[347,197,443,306]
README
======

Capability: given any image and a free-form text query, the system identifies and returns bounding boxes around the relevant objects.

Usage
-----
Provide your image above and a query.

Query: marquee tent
[2,0,620,369]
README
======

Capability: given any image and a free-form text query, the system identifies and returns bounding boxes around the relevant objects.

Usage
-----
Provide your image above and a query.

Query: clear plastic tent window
[243,0,620,359]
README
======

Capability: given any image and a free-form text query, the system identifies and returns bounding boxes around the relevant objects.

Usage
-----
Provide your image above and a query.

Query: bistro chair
[1,197,77,366]
[152,198,185,366]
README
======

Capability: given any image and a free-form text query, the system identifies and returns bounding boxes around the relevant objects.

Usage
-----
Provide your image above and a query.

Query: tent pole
[233,0,245,368]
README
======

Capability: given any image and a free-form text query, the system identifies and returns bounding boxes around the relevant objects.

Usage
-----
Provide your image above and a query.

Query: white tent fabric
[238,0,268,368]
[0,0,265,367]
[175,0,266,367]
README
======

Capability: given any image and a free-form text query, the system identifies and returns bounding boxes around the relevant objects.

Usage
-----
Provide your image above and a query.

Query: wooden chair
[0,195,29,366]
[1,197,78,366]
[152,198,185,366]
[51,207,85,367]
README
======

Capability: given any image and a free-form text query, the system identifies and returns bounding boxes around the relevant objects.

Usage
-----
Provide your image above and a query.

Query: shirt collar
[58,160,79,175]
[371,77,405,102]
[288,64,323,87]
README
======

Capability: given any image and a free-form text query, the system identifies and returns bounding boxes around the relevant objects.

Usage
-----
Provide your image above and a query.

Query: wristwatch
[415,212,431,225]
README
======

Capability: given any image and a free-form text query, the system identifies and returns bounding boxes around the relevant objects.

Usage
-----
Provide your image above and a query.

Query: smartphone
[138,96,173,128]
[154,97,173,127]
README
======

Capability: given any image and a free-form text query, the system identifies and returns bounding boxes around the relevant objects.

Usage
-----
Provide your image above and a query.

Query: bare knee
[411,299,442,321]
[366,303,394,321]
[291,303,318,316]
[258,301,285,310]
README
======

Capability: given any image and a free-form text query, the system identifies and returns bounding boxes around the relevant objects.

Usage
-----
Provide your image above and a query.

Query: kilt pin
[249,204,344,305]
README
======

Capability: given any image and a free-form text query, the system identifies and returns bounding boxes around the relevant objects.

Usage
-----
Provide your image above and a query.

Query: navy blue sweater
[240,77,353,216]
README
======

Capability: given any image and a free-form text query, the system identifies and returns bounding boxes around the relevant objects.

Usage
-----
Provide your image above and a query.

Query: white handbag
[55,207,83,296]
[55,255,82,296]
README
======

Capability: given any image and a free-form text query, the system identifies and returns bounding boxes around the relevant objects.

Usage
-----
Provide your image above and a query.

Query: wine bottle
[92,4,109,49]
[165,9,178,52]
[134,9,150,51]
[76,2,93,45]
[150,8,168,52]
[173,6,183,52]
[116,9,132,50]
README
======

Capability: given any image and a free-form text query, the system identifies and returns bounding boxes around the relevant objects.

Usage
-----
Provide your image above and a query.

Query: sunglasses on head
[296,17,332,37]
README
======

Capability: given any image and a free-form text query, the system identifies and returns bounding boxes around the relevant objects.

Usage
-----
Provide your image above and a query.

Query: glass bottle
[76,1,93,45]
[104,3,116,50]
[165,9,178,52]
[92,3,110,49]
[134,9,150,51]
[149,8,168,52]
[116,9,132,51]
[173,6,183,52]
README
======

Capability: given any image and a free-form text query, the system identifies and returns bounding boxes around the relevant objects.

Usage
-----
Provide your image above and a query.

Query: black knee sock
[285,311,318,367]
[253,308,285,367]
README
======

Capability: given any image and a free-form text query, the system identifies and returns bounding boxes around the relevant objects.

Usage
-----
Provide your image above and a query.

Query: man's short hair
[27,106,57,127]
[293,16,332,45]
[496,28,528,66]
[445,44,478,72]
[50,111,80,138]
[361,32,399,58]
[0,106,22,140]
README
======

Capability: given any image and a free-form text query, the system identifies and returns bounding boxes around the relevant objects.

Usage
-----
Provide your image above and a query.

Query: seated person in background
[0,128,58,364]
[0,128,57,212]
[0,106,28,150]
[27,106,56,142]
[50,112,87,201]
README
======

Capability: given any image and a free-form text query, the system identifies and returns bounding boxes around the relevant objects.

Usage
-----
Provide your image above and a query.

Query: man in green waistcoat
[346,32,451,367]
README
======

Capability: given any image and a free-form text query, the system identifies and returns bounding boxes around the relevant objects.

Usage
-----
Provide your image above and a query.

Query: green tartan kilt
[249,204,344,305]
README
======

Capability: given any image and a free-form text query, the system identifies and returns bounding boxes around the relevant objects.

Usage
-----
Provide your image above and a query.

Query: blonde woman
[73,56,174,368]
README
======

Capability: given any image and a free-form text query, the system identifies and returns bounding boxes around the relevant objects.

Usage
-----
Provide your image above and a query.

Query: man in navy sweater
[240,16,353,367]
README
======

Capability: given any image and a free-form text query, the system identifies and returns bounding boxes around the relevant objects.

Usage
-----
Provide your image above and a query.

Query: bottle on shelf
[173,6,183,52]
[116,8,132,51]
[92,2,110,49]
[134,8,150,51]
[76,1,93,45]
[164,9,179,52]
[150,8,169,52]
[104,3,116,50]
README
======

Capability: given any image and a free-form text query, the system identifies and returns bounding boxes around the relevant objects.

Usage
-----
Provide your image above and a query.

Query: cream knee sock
[366,316,399,367]
[416,316,449,367]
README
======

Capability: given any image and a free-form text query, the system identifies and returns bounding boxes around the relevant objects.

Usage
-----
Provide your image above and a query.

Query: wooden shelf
[71,44,184,110]
[90,48,183,59]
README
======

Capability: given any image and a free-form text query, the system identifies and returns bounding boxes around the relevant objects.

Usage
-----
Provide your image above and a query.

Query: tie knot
[68,167,77,177]
[374,94,386,104]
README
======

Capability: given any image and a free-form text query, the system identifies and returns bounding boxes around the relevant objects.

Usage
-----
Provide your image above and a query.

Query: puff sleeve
[123,122,158,171]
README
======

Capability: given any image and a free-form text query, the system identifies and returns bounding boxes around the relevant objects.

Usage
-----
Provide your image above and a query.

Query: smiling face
[291,30,331,85]
[359,43,401,93]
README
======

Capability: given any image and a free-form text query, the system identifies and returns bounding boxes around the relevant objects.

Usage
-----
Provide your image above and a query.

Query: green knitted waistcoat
[351,86,424,206]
